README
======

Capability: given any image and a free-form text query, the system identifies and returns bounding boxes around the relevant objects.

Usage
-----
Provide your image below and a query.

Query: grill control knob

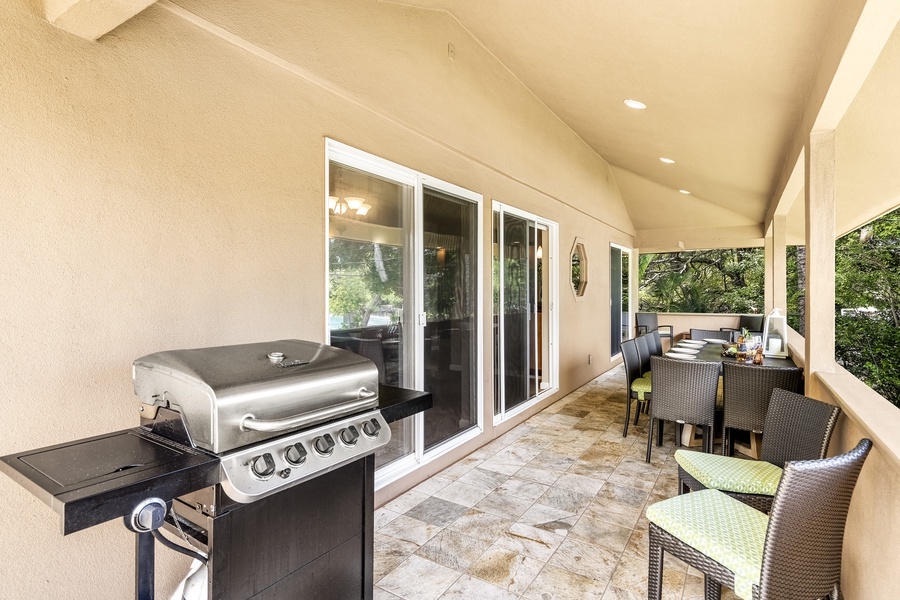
[250,453,276,479]
[283,443,308,466]
[362,418,382,438]
[339,425,360,446]
[313,434,335,456]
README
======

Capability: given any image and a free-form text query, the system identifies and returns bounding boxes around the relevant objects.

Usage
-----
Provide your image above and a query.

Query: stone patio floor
[373,365,739,600]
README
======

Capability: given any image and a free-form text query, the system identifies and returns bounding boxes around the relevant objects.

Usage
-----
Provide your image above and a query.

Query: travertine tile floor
[373,365,739,600]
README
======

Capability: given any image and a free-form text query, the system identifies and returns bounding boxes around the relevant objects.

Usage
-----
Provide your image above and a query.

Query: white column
[804,130,836,395]
[630,249,640,336]
[773,215,788,312]
[764,225,774,314]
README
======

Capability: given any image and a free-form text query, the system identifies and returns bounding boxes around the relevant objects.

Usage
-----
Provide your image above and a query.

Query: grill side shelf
[0,428,219,535]
[377,384,433,423]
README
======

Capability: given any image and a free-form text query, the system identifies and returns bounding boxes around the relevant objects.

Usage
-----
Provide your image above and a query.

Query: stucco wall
[0,1,632,597]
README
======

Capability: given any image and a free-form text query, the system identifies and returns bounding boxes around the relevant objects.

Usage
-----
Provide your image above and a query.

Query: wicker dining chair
[675,388,841,512]
[648,438,872,600]
[720,314,765,342]
[690,328,731,343]
[721,362,804,456]
[636,312,673,341]
[621,339,651,437]
[635,334,653,378]
[644,331,664,357]
[646,356,720,462]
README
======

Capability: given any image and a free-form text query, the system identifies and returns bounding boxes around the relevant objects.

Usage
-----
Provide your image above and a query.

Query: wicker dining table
[677,338,798,369]
[664,337,800,452]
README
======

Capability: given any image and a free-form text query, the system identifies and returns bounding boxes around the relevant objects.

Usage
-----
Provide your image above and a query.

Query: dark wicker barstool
[621,339,651,437]
[690,328,730,343]
[721,362,804,456]
[648,438,872,600]
[675,388,841,512]
[646,356,720,462]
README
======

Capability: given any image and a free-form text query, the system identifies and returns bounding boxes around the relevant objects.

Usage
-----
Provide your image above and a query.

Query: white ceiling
[392,0,900,248]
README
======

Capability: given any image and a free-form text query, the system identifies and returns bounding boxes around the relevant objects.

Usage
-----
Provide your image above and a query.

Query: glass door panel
[493,206,556,418]
[535,226,550,393]
[611,246,623,355]
[422,186,478,450]
[502,213,530,411]
[610,245,630,356]
[492,212,501,415]
[327,161,414,468]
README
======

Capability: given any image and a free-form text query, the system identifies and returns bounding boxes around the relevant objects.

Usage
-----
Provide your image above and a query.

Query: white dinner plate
[703,338,729,344]
[665,352,696,360]
[679,341,705,347]
[669,347,700,354]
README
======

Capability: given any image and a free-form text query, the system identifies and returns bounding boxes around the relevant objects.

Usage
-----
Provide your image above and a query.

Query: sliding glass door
[327,157,416,469]
[493,203,558,421]
[611,244,631,356]
[326,140,482,484]
[422,184,478,451]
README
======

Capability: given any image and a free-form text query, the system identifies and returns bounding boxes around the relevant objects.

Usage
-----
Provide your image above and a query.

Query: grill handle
[240,389,378,433]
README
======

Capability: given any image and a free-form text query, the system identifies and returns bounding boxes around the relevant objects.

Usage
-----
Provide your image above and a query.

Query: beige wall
[0,1,633,597]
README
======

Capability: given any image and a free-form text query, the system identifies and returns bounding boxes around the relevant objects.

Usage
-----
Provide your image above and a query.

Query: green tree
[329,238,402,328]
[834,211,900,406]
[639,248,764,313]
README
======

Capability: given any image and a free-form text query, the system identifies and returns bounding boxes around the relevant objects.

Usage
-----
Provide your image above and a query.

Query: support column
[773,215,788,312]
[804,130,836,396]
[630,248,640,336]
[764,225,774,314]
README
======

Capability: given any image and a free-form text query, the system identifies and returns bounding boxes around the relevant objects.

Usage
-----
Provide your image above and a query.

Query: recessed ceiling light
[624,99,646,110]
[678,189,691,195]
[659,157,676,164]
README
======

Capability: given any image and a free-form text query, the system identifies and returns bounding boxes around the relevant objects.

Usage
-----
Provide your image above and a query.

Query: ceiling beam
[765,0,900,232]
[635,224,765,254]
[44,0,157,41]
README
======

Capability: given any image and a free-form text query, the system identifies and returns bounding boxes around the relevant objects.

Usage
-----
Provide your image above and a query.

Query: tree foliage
[329,238,402,328]
[833,212,900,405]
[638,248,764,313]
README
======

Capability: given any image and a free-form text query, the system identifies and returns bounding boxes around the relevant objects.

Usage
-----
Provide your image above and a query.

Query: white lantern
[762,308,789,358]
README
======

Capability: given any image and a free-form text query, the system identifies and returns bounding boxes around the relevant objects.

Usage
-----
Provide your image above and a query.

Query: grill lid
[133,340,379,454]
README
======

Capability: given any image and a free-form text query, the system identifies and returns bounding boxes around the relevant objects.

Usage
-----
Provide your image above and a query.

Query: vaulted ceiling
[393,0,900,248]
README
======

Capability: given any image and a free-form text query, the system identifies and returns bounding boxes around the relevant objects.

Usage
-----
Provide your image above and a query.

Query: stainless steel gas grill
[1,339,431,600]
[133,339,389,503]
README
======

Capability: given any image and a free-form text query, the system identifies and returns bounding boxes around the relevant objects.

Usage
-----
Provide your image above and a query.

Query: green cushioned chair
[648,439,871,600]
[621,338,651,437]
[675,388,841,512]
